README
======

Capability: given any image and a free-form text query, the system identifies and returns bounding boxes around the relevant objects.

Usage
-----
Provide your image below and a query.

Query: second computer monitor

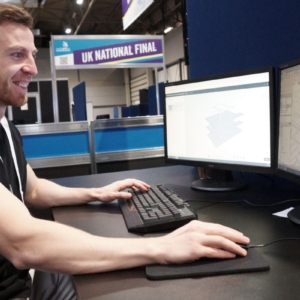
[164,67,274,191]
[277,58,300,224]
[277,58,300,178]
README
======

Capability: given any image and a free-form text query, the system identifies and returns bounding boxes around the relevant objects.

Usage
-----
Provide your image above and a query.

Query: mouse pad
[145,248,269,280]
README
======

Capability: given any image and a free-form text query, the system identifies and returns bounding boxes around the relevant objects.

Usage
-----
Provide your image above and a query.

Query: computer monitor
[277,58,300,224]
[164,67,275,191]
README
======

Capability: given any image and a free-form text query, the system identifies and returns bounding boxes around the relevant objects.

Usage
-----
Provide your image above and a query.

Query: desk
[52,166,300,300]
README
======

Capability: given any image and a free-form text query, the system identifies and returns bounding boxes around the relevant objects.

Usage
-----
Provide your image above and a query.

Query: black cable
[185,198,300,207]
[239,198,300,207]
[166,189,300,250]
[244,238,300,249]
[184,199,300,248]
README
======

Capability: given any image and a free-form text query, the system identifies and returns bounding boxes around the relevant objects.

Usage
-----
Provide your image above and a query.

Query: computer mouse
[237,243,251,250]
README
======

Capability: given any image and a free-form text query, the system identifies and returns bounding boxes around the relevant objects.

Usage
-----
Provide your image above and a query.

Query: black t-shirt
[0,121,31,299]
[0,124,22,199]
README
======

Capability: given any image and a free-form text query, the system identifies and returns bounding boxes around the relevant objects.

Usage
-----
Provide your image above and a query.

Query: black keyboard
[118,185,197,233]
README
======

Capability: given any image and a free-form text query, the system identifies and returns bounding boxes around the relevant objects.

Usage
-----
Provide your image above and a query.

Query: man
[0,3,249,300]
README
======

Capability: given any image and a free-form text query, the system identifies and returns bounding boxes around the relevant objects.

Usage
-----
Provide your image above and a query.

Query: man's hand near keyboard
[82,180,249,261]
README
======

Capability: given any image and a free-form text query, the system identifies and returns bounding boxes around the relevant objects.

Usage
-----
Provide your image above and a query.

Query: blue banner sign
[52,35,164,69]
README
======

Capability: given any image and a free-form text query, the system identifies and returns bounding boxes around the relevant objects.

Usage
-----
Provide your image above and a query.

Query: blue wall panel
[73,82,87,121]
[130,105,140,117]
[94,125,164,153]
[121,106,131,118]
[22,132,90,158]
[148,83,164,115]
[186,0,300,79]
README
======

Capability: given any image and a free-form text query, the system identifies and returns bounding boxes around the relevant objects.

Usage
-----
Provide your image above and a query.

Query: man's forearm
[25,177,95,208]
[5,217,158,274]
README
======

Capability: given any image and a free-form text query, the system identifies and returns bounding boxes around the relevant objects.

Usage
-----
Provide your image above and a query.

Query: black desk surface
[52,166,300,300]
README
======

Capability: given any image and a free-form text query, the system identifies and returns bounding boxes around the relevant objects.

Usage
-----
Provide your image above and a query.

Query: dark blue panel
[73,82,87,121]
[22,132,90,158]
[186,0,300,79]
[121,106,130,117]
[94,125,164,152]
[139,104,149,116]
[130,105,140,117]
[148,83,164,115]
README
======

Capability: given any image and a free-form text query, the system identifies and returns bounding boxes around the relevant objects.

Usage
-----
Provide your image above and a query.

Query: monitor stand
[288,207,300,225]
[191,168,248,192]
[191,178,248,192]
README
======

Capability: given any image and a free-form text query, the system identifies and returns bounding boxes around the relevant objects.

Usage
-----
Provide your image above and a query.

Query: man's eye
[11,52,23,59]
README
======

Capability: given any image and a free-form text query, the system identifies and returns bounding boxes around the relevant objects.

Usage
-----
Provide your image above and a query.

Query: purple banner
[73,39,163,65]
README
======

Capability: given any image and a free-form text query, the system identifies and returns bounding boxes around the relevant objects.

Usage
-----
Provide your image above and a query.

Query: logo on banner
[56,41,71,53]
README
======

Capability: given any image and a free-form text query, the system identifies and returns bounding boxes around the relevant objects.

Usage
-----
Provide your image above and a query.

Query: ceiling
[17,0,184,47]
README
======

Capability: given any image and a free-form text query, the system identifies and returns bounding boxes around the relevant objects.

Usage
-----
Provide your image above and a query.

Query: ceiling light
[65,28,72,34]
[76,0,84,4]
[164,27,173,34]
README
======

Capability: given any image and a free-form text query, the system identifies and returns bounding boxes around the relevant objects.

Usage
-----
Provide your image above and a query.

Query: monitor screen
[164,67,274,191]
[277,59,300,179]
[277,58,300,224]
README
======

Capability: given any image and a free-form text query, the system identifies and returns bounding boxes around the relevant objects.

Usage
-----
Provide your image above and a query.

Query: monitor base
[191,179,248,192]
[288,207,300,225]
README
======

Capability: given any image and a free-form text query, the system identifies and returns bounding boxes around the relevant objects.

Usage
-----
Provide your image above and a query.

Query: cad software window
[165,72,271,167]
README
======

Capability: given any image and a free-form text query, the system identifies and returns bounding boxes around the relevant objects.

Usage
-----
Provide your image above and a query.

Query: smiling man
[0,23,37,110]
[0,3,249,300]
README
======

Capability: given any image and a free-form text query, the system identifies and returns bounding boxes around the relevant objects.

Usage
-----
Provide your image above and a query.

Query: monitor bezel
[275,57,300,184]
[163,67,275,175]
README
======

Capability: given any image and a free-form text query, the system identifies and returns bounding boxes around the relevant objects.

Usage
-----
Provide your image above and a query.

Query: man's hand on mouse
[150,220,249,265]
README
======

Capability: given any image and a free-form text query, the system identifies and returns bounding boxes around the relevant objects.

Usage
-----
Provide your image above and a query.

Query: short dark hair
[0,3,33,28]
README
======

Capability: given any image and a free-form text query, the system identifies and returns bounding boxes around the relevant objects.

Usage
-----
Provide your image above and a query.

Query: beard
[0,81,28,107]
[8,95,28,107]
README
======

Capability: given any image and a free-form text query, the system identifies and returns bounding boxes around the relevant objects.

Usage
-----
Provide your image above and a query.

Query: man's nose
[21,56,38,76]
